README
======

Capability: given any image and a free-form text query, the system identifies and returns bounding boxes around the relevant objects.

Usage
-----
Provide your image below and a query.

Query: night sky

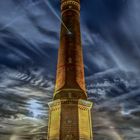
[0,0,140,140]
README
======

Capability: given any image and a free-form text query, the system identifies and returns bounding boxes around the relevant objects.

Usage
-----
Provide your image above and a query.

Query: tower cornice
[61,0,80,15]
[61,0,80,10]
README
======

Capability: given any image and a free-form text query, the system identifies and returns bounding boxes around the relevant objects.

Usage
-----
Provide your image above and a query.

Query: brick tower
[47,0,93,139]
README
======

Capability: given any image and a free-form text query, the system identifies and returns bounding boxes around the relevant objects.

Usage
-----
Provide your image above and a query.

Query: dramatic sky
[0,0,140,140]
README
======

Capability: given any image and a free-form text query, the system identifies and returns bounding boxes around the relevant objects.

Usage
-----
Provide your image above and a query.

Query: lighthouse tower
[47,0,93,139]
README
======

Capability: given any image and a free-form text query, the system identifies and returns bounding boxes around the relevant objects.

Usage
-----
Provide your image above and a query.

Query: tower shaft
[54,0,86,100]
[47,0,93,140]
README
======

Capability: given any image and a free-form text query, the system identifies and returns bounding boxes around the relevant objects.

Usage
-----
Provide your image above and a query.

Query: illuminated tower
[47,0,93,139]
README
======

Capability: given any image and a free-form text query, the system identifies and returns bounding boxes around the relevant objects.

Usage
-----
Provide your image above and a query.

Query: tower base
[47,99,93,140]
